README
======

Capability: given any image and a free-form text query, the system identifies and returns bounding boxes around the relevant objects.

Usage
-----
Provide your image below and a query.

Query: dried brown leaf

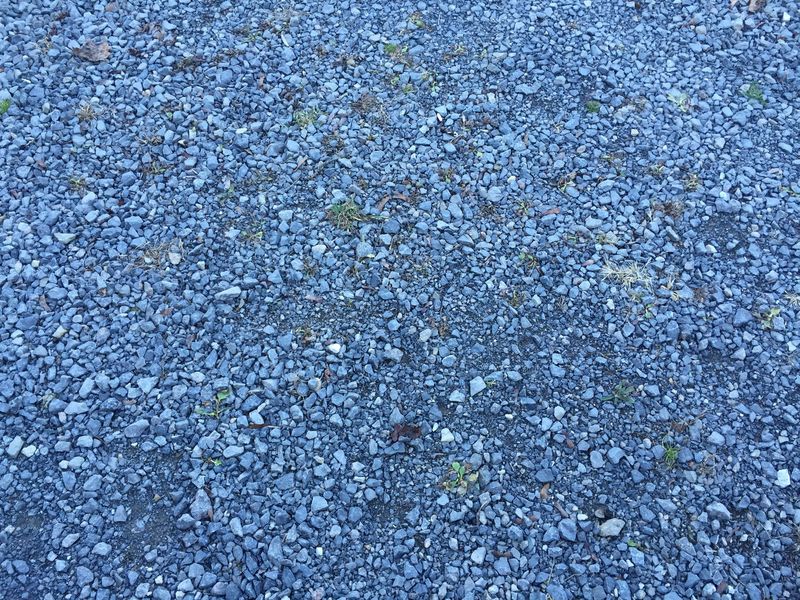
[73,40,111,63]
[539,483,550,500]
[389,423,421,443]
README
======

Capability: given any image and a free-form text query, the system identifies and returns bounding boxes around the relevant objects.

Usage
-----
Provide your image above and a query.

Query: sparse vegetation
[519,251,540,272]
[293,107,320,128]
[327,199,368,230]
[683,173,700,191]
[443,43,467,61]
[77,102,98,122]
[652,199,685,219]
[68,175,87,192]
[409,11,428,29]
[667,91,691,112]
[383,43,411,64]
[743,82,766,105]
[662,443,679,468]
[554,171,577,193]
[602,381,635,403]
[443,461,478,494]
[601,260,652,290]
[0,98,11,116]
[507,289,525,308]
[759,307,781,329]
[585,100,601,113]
[195,388,230,418]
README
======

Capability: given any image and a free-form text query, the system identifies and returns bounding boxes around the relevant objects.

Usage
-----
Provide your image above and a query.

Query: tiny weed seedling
[759,307,781,329]
[683,173,700,191]
[68,176,87,192]
[667,91,691,112]
[383,43,411,64]
[507,289,526,308]
[293,107,320,128]
[0,98,10,116]
[662,443,679,468]
[196,388,231,418]
[409,11,429,29]
[743,82,766,105]
[626,539,643,550]
[443,43,467,61]
[519,251,540,272]
[585,100,601,113]
[602,381,635,403]
[327,199,367,230]
[554,171,577,193]
[444,461,478,494]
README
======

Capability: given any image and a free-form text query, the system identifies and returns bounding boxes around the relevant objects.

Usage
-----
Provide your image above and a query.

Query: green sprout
[196,388,231,418]
[743,82,766,105]
[585,100,601,113]
[444,461,478,493]
[602,381,635,403]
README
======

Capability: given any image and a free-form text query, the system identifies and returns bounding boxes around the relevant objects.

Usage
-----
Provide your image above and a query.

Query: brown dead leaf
[388,423,421,443]
[376,193,411,212]
[539,483,550,500]
[748,0,766,11]
[73,40,111,63]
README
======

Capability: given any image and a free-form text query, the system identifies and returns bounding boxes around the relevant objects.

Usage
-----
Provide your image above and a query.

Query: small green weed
[328,199,368,231]
[683,173,700,192]
[667,91,690,112]
[444,461,478,494]
[519,251,540,272]
[68,176,87,192]
[0,98,10,116]
[383,43,411,64]
[759,307,781,329]
[743,82,766,105]
[602,381,635,403]
[293,107,320,128]
[585,100,601,113]
[662,443,679,468]
[195,388,230,418]
[409,11,429,29]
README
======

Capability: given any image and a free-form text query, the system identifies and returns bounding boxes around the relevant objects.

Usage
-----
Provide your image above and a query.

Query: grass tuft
[601,260,652,290]
[293,107,320,128]
[327,199,367,230]
[743,82,766,105]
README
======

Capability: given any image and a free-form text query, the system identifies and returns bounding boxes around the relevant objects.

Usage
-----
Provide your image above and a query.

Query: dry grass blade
[73,40,111,63]
[601,260,653,290]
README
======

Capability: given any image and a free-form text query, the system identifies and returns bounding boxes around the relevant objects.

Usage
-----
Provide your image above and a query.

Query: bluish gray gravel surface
[1,0,799,598]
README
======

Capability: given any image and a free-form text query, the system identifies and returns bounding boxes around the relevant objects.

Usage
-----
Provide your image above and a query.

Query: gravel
[1,0,799,598]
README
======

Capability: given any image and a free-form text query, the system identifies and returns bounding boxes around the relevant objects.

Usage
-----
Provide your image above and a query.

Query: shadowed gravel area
[1,0,799,598]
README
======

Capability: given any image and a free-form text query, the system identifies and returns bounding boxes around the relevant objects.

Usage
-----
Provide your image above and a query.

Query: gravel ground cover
[1,0,799,598]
